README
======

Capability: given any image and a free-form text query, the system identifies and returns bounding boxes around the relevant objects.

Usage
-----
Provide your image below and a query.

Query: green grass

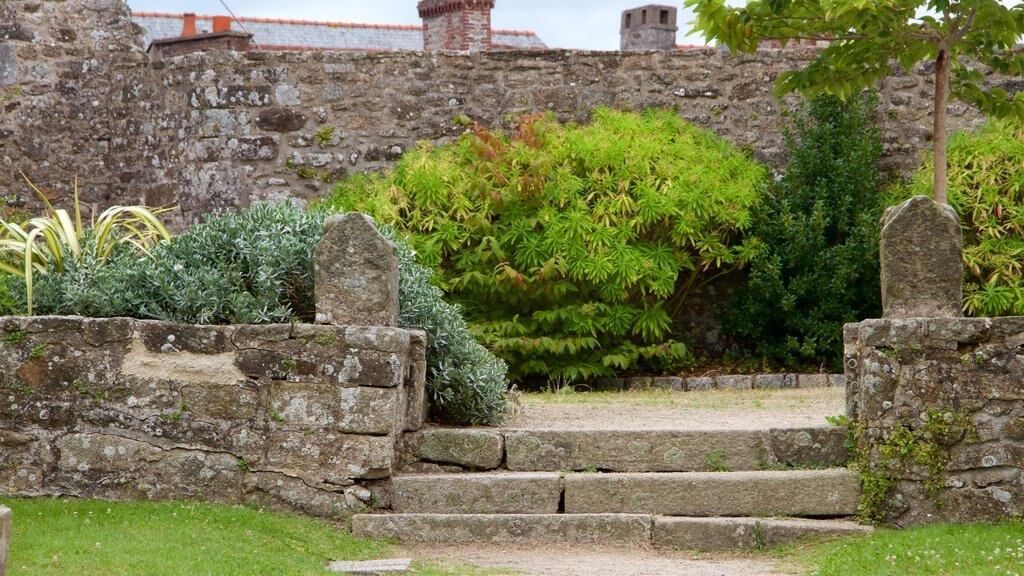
[798,523,1024,575]
[2,498,495,576]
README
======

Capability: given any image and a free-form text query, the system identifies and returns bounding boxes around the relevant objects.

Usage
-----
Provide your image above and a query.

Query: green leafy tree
[725,94,886,371]
[687,0,1024,204]
[895,118,1024,316]
[325,109,767,385]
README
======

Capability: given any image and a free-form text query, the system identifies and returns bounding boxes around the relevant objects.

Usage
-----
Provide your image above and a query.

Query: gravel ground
[507,387,845,430]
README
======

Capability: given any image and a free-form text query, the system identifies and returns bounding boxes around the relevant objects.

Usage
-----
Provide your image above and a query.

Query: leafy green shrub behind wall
[16,202,507,426]
[324,108,767,384]
[895,119,1024,317]
[724,94,886,371]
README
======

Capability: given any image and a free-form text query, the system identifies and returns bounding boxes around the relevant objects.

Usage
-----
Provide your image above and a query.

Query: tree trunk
[933,47,950,204]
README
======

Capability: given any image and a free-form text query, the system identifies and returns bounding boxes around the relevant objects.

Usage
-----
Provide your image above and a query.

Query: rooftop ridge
[131,11,539,37]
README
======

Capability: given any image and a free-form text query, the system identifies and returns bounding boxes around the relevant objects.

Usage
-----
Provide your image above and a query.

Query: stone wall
[2,0,1019,231]
[0,315,426,518]
[845,317,1024,525]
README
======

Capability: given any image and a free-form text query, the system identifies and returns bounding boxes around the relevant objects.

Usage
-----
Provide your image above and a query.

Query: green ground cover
[1,498,492,576]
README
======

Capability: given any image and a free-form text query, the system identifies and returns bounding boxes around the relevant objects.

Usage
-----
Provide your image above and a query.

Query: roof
[131,12,547,52]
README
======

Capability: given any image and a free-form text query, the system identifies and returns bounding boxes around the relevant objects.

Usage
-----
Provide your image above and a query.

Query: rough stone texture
[880,196,964,318]
[352,513,653,545]
[653,517,871,551]
[625,376,683,391]
[685,377,714,391]
[845,316,1024,525]
[0,506,8,576]
[754,374,797,389]
[391,472,561,514]
[315,213,399,327]
[715,375,752,390]
[563,469,860,516]
[0,316,425,518]
[499,428,848,472]
[404,428,504,470]
[327,558,411,574]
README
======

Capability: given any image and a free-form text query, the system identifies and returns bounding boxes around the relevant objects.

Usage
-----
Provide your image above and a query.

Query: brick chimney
[620,5,678,50]
[147,15,253,61]
[417,0,495,51]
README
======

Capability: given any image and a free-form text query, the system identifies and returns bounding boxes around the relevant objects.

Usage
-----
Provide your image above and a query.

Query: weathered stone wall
[0,315,426,518]
[845,317,1024,525]
[3,0,1019,231]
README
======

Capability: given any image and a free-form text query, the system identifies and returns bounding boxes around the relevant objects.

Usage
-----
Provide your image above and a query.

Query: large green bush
[724,94,886,371]
[325,108,766,384]
[896,119,1024,317]
[19,202,507,425]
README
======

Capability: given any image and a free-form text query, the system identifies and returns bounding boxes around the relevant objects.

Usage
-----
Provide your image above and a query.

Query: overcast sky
[125,0,713,50]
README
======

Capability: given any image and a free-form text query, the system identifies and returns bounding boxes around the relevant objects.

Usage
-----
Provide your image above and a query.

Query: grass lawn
[794,522,1024,576]
[2,497,496,576]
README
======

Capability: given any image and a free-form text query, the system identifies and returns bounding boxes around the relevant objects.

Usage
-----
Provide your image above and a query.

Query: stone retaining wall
[590,372,845,392]
[0,315,426,518]
[845,317,1024,525]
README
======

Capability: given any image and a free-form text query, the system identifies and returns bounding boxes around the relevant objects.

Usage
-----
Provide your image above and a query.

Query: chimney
[181,13,197,36]
[417,0,495,51]
[212,16,232,33]
[620,5,678,50]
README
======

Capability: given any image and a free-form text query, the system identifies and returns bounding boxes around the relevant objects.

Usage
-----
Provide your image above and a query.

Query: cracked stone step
[653,517,872,550]
[564,469,860,517]
[352,513,653,545]
[391,472,561,514]
[501,427,847,472]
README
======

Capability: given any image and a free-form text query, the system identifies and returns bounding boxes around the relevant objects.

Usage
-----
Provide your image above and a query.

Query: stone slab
[564,469,860,516]
[685,377,714,391]
[406,428,504,470]
[391,473,561,514]
[625,376,683,391]
[715,375,752,390]
[327,558,411,574]
[766,427,849,468]
[754,374,797,389]
[352,513,653,545]
[797,374,828,388]
[653,516,870,551]
[315,213,399,327]
[505,430,767,472]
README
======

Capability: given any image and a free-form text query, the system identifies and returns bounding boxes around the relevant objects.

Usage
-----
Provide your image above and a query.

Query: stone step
[351,513,870,549]
[391,472,561,514]
[564,468,859,517]
[653,517,872,550]
[403,426,848,473]
[352,513,653,546]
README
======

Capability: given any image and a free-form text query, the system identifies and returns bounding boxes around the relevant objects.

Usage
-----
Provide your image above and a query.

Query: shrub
[324,108,767,384]
[26,202,507,425]
[895,119,1024,317]
[724,94,886,371]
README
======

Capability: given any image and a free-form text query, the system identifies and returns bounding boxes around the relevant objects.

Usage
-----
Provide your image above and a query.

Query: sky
[125,0,713,50]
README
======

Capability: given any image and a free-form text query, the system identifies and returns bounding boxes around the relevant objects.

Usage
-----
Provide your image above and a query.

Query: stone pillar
[879,195,963,318]
[315,213,400,327]
[0,506,9,576]
[620,5,678,50]
[418,0,495,51]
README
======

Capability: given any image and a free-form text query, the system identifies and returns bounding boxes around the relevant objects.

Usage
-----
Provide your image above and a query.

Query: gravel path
[507,387,844,430]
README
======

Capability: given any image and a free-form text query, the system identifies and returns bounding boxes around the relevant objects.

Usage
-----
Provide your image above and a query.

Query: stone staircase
[352,425,871,550]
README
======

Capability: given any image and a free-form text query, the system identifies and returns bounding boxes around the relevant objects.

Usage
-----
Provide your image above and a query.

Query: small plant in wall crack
[281,358,296,371]
[314,126,335,146]
[72,379,107,402]
[159,403,188,421]
[269,409,286,424]
[2,330,26,344]
[29,344,46,358]
[704,450,729,472]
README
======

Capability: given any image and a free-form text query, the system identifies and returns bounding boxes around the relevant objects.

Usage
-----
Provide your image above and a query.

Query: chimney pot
[212,16,232,33]
[181,13,197,36]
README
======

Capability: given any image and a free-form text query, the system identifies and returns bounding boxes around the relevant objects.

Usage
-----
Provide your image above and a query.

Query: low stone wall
[589,373,845,392]
[845,317,1024,525]
[0,315,426,518]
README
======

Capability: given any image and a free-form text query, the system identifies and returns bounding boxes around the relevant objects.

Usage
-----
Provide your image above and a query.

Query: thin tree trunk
[933,47,950,204]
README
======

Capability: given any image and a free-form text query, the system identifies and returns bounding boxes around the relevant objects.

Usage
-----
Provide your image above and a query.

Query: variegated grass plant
[0,173,172,314]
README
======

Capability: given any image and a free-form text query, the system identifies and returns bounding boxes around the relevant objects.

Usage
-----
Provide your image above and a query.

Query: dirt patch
[507,387,844,430]
[407,544,791,576]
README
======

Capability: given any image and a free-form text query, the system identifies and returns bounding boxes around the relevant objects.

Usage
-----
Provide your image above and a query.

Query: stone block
[754,374,796,389]
[352,513,653,545]
[880,196,963,318]
[265,431,392,481]
[0,44,15,86]
[505,430,766,472]
[403,330,428,432]
[563,469,860,516]
[315,213,399,327]
[653,517,870,551]
[244,471,357,519]
[829,374,847,388]
[766,427,849,468]
[407,428,504,470]
[685,377,714,391]
[797,374,827,388]
[391,472,561,514]
[327,349,404,388]
[255,107,307,132]
[715,375,752,390]
[181,382,260,421]
[343,326,411,353]
[137,321,234,355]
[336,387,399,435]
[625,376,683,391]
